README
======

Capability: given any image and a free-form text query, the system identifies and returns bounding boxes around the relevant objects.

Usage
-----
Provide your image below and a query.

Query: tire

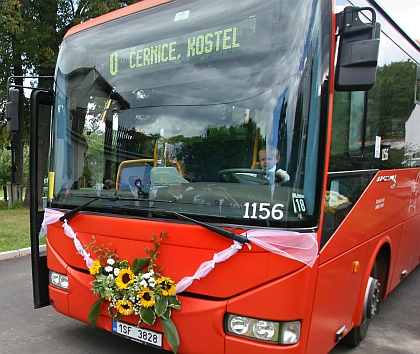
[341,263,380,346]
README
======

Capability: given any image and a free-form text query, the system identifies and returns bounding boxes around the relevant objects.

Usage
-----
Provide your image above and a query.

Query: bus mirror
[335,6,380,92]
[6,88,20,133]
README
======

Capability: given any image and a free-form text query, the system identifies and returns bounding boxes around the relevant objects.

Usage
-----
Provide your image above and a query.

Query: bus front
[42,0,330,352]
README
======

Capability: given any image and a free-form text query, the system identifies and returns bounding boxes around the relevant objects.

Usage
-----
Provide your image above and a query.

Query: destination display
[106,17,258,77]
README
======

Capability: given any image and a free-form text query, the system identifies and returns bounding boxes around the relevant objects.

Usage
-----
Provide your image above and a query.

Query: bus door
[29,89,54,308]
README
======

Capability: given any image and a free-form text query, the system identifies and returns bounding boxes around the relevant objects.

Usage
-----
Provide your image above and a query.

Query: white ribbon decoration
[40,208,318,294]
[40,208,93,268]
[175,230,318,294]
[244,229,318,267]
[175,241,246,293]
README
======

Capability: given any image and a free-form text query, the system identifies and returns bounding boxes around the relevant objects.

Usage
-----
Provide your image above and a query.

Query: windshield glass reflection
[50,0,327,228]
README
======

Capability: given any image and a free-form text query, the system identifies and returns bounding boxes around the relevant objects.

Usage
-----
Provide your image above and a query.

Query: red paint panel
[320,169,420,264]
[307,244,368,354]
[388,215,420,291]
[64,0,173,39]
[46,214,304,298]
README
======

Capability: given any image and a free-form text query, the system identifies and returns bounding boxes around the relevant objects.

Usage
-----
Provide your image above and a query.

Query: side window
[326,2,419,245]
[366,36,418,169]
[330,91,350,170]
[331,35,419,171]
[348,91,366,157]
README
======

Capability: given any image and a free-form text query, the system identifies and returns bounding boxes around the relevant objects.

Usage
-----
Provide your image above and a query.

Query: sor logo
[376,174,397,189]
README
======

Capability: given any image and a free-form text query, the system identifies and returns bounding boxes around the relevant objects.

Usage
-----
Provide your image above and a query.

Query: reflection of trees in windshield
[330,60,418,171]
[177,121,258,181]
[52,0,324,229]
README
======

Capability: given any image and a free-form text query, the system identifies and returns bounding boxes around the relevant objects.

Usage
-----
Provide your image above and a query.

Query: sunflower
[137,288,155,308]
[115,268,135,289]
[116,298,134,316]
[156,276,176,296]
[89,259,102,275]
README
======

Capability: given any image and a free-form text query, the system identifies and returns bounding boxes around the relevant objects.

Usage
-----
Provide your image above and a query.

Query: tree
[0,0,142,206]
[0,0,26,190]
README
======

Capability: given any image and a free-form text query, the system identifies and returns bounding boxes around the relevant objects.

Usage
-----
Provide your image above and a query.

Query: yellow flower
[157,276,176,296]
[115,268,135,289]
[138,288,155,308]
[116,299,134,316]
[89,259,102,275]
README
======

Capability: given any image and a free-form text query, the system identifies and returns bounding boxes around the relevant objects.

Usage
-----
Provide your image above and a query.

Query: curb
[0,244,46,261]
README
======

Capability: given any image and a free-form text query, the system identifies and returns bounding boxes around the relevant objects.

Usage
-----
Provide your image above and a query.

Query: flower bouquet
[87,232,181,353]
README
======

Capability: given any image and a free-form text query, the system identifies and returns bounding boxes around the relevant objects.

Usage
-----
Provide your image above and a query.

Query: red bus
[6,0,420,353]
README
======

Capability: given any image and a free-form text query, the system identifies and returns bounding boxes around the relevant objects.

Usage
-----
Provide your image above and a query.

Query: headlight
[226,314,300,345]
[230,316,250,334]
[281,321,301,344]
[49,271,69,290]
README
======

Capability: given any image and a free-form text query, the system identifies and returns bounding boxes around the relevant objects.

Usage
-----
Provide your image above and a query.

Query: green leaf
[161,317,180,354]
[132,258,150,274]
[108,306,122,321]
[162,307,171,320]
[102,277,109,288]
[167,296,181,310]
[155,295,168,317]
[140,306,156,326]
[108,305,116,319]
[88,298,104,326]
[119,260,129,269]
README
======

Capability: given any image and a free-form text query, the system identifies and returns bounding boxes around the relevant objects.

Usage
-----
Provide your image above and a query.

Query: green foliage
[145,231,169,274]
[88,298,105,326]
[178,121,258,180]
[82,130,107,187]
[0,144,12,186]
[330,60,418,172]
[132,257,150,274]
[160,317,180,354]
[87,230,180,353]
[0,199,24,210]
[0,141,29,187]
[1,0,143,194]
[0,208,45,253]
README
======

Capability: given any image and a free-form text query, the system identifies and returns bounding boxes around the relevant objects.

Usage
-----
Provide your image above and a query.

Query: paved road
[1,255,419,353]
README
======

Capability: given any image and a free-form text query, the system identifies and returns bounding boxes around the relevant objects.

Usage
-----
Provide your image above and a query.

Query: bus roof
[63,0,173,40]
[63,0,419,53]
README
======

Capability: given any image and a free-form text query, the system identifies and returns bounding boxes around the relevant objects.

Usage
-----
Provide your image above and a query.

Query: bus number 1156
[243,202,284,220]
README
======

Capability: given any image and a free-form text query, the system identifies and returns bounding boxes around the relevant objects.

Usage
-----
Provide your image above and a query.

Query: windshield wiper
[61,202,248,244]
[59,196,119,222]
[162,210,248,244]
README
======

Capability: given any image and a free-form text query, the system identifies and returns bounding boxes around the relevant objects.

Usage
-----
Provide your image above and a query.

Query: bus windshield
[50,0,328,228]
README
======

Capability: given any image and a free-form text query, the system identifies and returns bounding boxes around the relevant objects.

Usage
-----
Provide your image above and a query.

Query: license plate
[112,320,163,349]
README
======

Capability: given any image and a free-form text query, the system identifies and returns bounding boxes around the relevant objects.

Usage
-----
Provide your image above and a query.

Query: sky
[376,0,420,41]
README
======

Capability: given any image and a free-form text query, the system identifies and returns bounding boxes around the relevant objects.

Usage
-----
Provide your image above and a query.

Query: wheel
[218,168,267,184]
[342,264,380,346]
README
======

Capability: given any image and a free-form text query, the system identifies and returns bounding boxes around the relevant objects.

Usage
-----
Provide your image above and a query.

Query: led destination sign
[107,18,257,76]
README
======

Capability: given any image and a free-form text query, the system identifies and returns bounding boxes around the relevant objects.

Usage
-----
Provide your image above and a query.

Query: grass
[0,207,31,252]
[0,202,47,253]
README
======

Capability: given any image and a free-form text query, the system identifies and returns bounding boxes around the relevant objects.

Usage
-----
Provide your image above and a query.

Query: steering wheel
[218,168,267,184]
